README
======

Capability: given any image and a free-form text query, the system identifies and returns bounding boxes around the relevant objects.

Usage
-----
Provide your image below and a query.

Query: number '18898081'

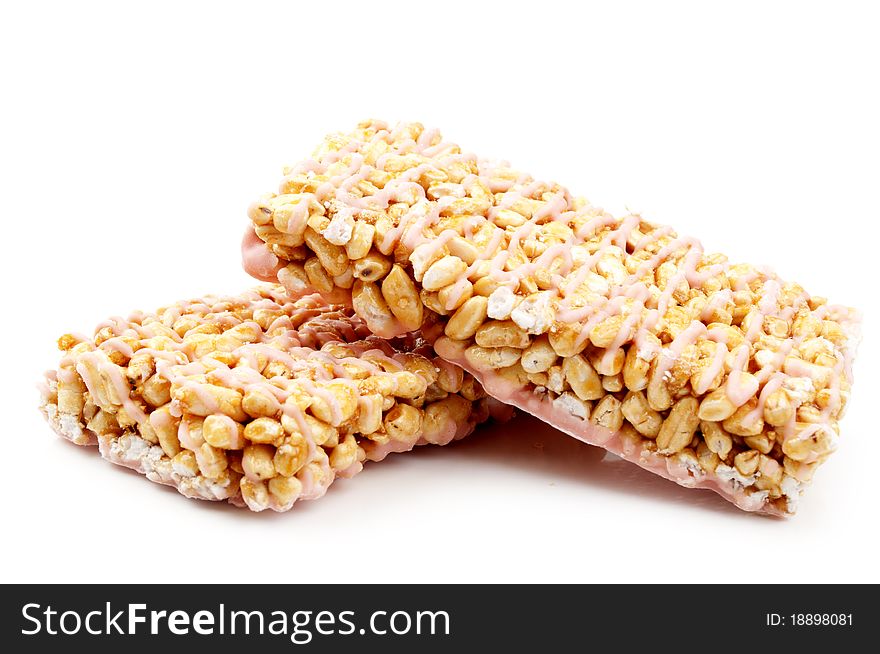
[766,614,853,627]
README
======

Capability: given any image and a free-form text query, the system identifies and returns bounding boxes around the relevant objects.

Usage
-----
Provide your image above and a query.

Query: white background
[1,1,877,583]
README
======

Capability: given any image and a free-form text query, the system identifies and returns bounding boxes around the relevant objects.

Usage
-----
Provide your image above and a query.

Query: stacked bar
[39,287,501,511]
[244,119,860,515]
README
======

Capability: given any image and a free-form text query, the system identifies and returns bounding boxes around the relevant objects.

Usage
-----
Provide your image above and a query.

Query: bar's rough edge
[40,387,243,503]
[39,384,504,510]
[435,306,861,516]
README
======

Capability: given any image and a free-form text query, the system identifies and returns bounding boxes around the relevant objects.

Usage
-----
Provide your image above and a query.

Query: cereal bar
[244,120,860,515]
[39,287,504,511]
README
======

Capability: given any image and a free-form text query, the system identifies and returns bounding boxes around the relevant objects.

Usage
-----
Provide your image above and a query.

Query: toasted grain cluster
[248,120,859,513]
[40,287,492,511]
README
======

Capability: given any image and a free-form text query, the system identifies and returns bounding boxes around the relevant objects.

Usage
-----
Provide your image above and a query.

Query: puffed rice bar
[243,119,860,515]
[39,287,505,511]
